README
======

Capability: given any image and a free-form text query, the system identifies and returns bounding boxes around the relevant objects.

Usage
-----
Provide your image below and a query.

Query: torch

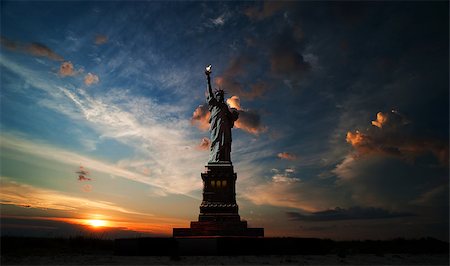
[205,64,212,76]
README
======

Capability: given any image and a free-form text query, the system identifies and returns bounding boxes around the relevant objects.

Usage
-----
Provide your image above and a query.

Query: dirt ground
[2,254,449,265]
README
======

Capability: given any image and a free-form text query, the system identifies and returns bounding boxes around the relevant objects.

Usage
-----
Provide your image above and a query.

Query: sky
[0,1,448,240]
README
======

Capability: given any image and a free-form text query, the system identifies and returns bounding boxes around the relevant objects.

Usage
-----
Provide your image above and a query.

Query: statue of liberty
[205,65,239,162]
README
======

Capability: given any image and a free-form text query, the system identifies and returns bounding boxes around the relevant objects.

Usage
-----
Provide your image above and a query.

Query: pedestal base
[173,162,264,238]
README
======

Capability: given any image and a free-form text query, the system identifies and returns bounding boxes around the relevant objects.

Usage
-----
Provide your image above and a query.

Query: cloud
[0,57,207,197]
[226,95,241,110]
[211,13,227,26]
[272,173,300,183]
[94,34,108,45]
[26,43,64,61]
[84,73,99,86]
[197,137,210,151]
[244,1,295,20]
[333,153,449,210]
[0,36,18,50]
[270,29,311,80]
[214,56,269,100]
[0,133,179,196]
[82,184,92,192]
[346,110,448,165]
[277,152,297,161]
[59,61,78,77]
[78,175,91,181]
[1,36,64,61]
[243,169,338,212]
[0,178,150,216]
[371,111,388,128]
[191,104,210,131]
[227,95,266,135]
[287,206,415,222]
[192,96,265,135]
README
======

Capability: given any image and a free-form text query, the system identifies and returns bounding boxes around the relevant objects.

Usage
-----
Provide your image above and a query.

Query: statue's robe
[207,95,239,162]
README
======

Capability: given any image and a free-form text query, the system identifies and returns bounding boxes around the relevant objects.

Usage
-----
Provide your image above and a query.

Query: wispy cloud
[1,36,64,61]
[210,13,227,26]
[0,177,152,216]
[287,206,415,222]
[0,57,207,196]
[242,168,338,212]
[0,133,194,197]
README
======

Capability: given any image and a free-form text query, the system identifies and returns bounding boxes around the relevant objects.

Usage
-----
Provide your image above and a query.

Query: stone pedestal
[173,162,264,237]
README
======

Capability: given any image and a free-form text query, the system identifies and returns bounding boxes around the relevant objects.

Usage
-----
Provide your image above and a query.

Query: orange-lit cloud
[94,34,108,45]
[191,104,210,131]
[371,112,388,128]
[226,95,241,110]
[346,111,448,165]
[192,96,265,135]
[84,73,99,86]
[59,61,76,76]
[346,130,368,146]
[26,43,64,61]
[277,152,297,161]
[226,95,267,135]
[0,37,64,61]
[1,36,18,50]
[197,137,210,151]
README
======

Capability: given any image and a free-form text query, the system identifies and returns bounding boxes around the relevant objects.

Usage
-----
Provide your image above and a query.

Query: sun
[87,219,107,228]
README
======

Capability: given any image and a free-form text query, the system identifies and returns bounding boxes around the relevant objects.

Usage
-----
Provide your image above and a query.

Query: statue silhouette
[205,65,239,162]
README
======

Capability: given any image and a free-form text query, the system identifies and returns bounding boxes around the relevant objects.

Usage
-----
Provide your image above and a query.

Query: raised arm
[205,65,214,99]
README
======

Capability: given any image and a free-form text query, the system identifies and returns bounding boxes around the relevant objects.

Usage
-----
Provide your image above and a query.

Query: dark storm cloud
[346,110,448,166]
[214,55,269,100]
[269,29,311,81]
[287,206,415,222]
[236,108,265,135]
[1,36,64,61]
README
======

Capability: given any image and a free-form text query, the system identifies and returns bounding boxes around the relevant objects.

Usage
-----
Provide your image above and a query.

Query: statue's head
[215,89,225,103]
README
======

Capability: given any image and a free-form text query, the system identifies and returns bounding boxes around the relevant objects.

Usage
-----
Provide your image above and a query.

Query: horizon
[1,1,448,241]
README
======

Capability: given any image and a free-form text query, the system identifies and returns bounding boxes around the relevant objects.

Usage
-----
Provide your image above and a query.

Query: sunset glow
[87,219,107,228]
[0,1,448,241]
